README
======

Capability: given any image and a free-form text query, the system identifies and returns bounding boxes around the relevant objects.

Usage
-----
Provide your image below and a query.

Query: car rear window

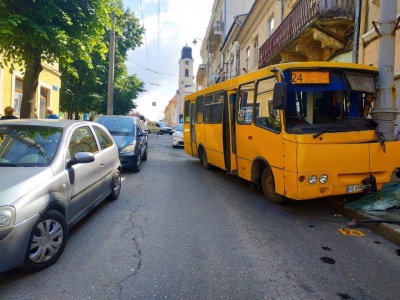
[96,118,134,135]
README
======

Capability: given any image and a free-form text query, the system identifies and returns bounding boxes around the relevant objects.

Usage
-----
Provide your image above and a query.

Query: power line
[127,59,178,76]
[158,0,160,85]
[139,0,153,83]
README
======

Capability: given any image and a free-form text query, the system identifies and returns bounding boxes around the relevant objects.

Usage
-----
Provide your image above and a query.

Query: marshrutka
[183,62,400,204]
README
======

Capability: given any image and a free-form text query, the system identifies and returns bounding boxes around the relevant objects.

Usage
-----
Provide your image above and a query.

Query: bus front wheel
[261,167,286,204]
[201,149,212,170]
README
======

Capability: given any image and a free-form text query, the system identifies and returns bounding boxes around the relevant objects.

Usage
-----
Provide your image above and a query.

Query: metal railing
[258,0,355,68]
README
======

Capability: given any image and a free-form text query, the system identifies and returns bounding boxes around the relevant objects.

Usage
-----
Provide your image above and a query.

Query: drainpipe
[370,0,398,140]
[223,0,227,38]
[352,0,361,63]
[357,0,367,64]
[280,0,284,22]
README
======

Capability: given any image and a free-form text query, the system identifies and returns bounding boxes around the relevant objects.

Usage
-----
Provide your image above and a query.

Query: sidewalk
[322,172,400,246]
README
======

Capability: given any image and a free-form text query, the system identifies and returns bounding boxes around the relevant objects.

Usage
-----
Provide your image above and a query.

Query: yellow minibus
[183,62,400,204]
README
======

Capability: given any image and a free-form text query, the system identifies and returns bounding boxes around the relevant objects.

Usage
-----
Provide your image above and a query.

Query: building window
[254,37,259,67]
[268,15,275,36]
[40,87,50,118]
[185,69,189,77]
[245,47,250,72]
[235,49,240,76]
[230,59,234,79]
[14,77,23,115]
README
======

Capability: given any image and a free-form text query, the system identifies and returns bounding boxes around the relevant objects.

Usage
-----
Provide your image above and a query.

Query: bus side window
[255,77,281,131]
[238,82,255,125]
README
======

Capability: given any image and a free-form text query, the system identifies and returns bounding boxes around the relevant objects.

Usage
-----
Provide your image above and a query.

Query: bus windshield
[282,69,378,134]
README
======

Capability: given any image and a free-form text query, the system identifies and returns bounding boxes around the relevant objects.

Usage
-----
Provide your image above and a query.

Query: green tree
[60,4,145,117]
[0,0,112,118]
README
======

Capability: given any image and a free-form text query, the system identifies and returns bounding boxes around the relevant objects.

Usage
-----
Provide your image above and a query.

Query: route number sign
[291,71,330,84]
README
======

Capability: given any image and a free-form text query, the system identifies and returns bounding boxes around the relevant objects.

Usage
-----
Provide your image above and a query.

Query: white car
[146,121,173,135]
[172,124,184,148]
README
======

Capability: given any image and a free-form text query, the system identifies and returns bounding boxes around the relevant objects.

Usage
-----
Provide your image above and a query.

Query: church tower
[177,45,194,123]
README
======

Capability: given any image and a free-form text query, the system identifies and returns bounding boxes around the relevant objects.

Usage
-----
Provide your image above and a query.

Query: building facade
[194,0,400,135]
[0,58,61,119]
[176,46,195,124]
[195,0,255,87]
[164,95,177,127]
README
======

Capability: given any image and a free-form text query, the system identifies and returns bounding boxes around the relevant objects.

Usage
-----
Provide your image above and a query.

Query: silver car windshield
[0,125,63,167]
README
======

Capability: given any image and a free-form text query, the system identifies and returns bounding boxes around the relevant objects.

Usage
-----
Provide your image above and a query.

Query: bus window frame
[237,82,256,125]
[254,75,282,132]
[195,95,204,124]
[203,91,225,124]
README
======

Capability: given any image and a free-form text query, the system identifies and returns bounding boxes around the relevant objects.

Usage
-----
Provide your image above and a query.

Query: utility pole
[370,0,398,140]
[107,10,116,115]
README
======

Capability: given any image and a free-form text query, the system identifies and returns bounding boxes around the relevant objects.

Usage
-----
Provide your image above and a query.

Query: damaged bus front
[275,64,400,200]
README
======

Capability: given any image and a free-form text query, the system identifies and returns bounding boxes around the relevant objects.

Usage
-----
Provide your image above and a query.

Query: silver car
[0,119,122,273]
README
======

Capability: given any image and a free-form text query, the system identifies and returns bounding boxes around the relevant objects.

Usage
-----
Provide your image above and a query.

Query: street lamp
[192,38,203,46]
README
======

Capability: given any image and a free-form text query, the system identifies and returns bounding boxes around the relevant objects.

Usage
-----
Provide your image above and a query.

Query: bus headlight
[308,175,318,184]
[319,174,328,184]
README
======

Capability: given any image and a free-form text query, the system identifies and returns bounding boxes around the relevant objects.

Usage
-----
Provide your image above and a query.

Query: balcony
[259,0,355,68]
[196,64,207,86]
[208,21,224,54]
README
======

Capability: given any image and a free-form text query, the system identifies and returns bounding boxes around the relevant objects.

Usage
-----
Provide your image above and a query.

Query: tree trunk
[20,56,43,119]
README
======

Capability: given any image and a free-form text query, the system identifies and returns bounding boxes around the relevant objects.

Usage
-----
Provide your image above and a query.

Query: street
[1,134,400,300]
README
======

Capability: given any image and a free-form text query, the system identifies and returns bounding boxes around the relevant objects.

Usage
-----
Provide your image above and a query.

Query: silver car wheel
[107,169,121,200]
[29,218,64,263]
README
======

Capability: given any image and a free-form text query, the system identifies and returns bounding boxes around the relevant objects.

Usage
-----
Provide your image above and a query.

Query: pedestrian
[45,107,59,119]
[0,106,18,120]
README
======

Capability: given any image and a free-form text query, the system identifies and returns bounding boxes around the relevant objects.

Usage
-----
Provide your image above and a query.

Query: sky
[122,0,215,121]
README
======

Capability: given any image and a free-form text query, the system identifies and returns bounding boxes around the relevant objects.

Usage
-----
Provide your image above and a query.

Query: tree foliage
[0,0,143,118]
[60,3,145,117]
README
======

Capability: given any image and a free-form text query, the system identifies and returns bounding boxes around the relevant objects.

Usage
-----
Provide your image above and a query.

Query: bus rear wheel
[261,167,286,204]
[201,149,212,170]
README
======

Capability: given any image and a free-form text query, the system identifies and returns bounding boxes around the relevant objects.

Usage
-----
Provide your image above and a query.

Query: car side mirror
[67,152,95,168]
[272,82,287,110]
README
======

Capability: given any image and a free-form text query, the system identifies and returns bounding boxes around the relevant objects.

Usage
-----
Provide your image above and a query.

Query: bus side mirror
[272,82,287,110]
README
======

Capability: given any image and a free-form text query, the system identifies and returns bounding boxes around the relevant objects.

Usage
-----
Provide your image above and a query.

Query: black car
[95,115,148,172]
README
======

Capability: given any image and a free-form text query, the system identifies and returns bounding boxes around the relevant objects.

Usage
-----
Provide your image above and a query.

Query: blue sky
[123,0,214,120]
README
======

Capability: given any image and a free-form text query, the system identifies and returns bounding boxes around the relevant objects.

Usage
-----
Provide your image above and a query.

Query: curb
[323,197,400,246]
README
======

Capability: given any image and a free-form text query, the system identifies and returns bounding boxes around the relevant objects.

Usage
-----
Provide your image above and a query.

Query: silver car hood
[0,168,53,206]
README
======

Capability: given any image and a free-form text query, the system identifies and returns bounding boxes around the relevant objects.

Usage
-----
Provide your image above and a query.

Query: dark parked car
[0,119,121,273]
[95,115,148,172]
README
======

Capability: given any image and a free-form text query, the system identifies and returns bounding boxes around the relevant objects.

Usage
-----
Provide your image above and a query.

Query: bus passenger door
[190,103,198,158]
[224,92,237,174]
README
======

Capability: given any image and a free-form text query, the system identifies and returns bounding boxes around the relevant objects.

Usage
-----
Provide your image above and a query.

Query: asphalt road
[1,133,400,300]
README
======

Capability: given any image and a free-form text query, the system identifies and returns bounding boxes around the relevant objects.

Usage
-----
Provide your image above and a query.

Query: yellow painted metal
[338,228,366,236]
[183,61,400,201]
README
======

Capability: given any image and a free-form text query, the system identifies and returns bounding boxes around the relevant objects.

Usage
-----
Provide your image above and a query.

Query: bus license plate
[346,184,366,193]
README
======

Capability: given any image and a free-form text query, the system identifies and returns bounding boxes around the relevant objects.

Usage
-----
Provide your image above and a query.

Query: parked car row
[0,117,183,273]
[0,119,122,273]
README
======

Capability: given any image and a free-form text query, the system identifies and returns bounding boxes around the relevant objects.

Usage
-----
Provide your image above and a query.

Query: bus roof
[185,61,378,100]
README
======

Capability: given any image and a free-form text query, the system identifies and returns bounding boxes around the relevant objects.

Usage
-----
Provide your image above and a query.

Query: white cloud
[123,0,213,120]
